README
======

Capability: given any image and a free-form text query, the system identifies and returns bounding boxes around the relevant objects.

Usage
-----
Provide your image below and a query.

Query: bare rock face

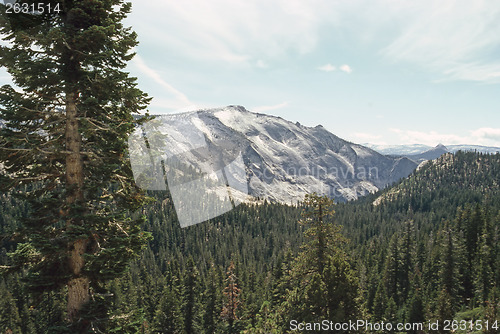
[142,105,418,203]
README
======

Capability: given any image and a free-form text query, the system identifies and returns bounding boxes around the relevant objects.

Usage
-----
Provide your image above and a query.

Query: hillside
[1,151,499,333]
[334,151,500,329]
[367,143,500,156]
[373,151,500,211]
[334,151,500,246]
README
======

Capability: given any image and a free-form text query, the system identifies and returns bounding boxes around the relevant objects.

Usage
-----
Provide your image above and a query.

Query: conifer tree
[383,234,401,305]
[283,193,359,327]
[439,221,460,306]
[153,278,183,334]
[242,301,280,334]
[0,281,22,334]
[484,289,500,334]
[0,1,150,331]
[372,281,387,321]
[182,256,202,334]
[384,297,397,322]
[476,214,495,303]
[406,267,425,330]
[202,264,222,334]
[221,261,242,334]
[436,288,453,334]
[400,221,414,300]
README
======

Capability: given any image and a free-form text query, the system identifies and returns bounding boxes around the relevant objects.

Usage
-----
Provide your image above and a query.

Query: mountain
[365,143,432,156]
[367,143,500,156]
[448,144,500,153]
[371,151,500,209]
[138,106,418,203]
[406,143,449,162]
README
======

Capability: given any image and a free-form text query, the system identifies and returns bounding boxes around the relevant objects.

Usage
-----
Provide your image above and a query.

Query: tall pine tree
[282,193,360,329]
[0,1,150,332]
[221,261,242,334]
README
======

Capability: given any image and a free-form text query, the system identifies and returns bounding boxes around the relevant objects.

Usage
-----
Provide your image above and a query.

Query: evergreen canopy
[0,0,151,331]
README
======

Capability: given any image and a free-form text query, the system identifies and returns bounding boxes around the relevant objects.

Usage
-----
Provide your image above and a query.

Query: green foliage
[0,281,22,334]
[1,145,499,332]
[221,261,242,334]
[0,0,151,331]
[279,193,360,332]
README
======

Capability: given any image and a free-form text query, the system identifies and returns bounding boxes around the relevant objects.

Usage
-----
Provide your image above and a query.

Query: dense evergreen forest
[1,151,499,333]
[2,1,497,333]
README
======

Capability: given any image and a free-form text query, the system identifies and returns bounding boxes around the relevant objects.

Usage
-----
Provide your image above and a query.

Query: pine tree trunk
[318,203,325,274]
[65,91,90,322]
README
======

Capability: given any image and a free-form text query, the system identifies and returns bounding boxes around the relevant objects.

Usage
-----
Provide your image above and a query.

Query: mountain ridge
[144,105,418,203]
[366,143,500,156]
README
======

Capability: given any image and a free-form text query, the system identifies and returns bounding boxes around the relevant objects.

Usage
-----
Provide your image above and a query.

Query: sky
[2,0,500,147]
[120,0,500,147]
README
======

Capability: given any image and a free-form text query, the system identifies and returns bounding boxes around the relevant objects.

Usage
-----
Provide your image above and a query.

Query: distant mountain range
[366,143,500,159]
[139,106,418,203]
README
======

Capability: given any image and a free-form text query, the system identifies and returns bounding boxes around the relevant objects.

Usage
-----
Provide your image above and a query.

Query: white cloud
[252,102,289,113]
[391,127,500,147]
[350,132,386,145]
[339,64,352,73]
[318,64,336,72]
[470,127,500,143]
[390,128,465,146]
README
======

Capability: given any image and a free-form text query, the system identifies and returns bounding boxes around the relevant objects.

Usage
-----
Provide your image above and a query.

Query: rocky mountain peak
[135,106,418,203]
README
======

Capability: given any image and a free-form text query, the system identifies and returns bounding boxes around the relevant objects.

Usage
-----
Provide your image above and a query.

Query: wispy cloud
[318,64,336,72]
[252,101,289,113]
[128,0,500,83]
[381,0,500,83]
[441,63,500,83]
[132,55,193,110]
[132,0,340,65]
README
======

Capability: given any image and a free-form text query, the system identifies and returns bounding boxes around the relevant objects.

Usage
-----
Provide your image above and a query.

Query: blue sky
[2,0,500,147]
[122,0,500,147]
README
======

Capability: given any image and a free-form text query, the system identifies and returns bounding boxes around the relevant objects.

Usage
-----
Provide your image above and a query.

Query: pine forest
[1,1,500,333]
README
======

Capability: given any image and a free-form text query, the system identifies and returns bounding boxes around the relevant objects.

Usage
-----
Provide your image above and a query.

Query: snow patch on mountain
[367,143,500,156]
[146,106,418,203]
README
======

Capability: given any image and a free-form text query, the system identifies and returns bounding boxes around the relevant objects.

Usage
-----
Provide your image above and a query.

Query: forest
[1,151,500,333]
[1,1,499,333]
